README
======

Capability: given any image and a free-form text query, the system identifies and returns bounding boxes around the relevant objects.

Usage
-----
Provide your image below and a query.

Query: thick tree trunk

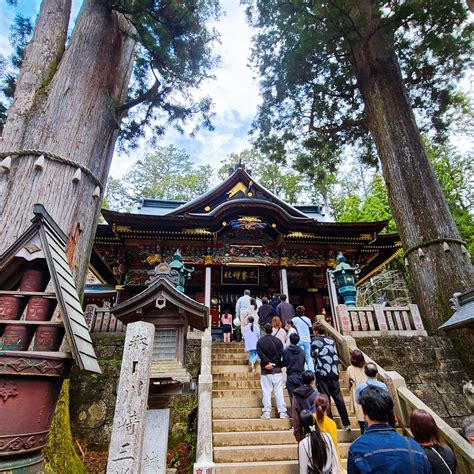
[349,3,474,375]
[0,0,135,291]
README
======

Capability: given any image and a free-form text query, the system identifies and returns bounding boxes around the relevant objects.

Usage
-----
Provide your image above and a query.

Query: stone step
[215,459,348,473]
[214,444,297,463]
[213,365,260,374]
[213,372,261,380]
[213,442,351,463]
[212,395,351,408]
[213,418,292,432]
[213,429,360,447]
[212,407,355,424]
[215,460,299,474]
[214,380,263,389]
[212,379,349,395]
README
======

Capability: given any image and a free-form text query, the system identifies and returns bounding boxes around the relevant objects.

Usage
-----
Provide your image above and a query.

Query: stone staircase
[211,342,360,473]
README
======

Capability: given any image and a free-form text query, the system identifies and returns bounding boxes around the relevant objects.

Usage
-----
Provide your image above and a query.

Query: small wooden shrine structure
[0,205,100,472]
[111,261,208,400]
[107,262,208,473]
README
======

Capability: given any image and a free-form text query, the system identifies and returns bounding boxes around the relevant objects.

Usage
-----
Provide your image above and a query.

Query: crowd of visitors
[228,290,459,473]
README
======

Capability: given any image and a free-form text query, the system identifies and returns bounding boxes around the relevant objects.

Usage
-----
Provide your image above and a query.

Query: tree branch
[116,78,160,114]
[309,117,366,133]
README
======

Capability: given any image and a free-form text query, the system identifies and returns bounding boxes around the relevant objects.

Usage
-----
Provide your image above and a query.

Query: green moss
[44,380,88,474]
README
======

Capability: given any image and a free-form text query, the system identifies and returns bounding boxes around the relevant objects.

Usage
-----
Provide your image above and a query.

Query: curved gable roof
[167,167,311,219]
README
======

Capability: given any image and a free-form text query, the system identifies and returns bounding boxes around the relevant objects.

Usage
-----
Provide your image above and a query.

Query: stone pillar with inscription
[107,321,155,474]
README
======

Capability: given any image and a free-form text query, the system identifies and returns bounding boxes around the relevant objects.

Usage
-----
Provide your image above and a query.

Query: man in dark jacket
[256,323,288,419]
[291,370,319,442]
[282,333,305,401]
[276,294,295,325]
[258,297,273,334]
[311,322,351,430]
[348,386,431,473]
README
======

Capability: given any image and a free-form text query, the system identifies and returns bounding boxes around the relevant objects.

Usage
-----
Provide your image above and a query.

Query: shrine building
[87,165,402,326]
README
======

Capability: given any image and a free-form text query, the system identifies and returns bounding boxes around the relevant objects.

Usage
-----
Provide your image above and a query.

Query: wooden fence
[335,303,427,337]
[85,302,125,333]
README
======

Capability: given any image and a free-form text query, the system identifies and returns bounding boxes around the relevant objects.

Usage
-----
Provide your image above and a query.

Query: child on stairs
[242,316,260,372]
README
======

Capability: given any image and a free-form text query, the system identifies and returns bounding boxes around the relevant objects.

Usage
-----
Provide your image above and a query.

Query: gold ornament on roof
[227,182,248,198]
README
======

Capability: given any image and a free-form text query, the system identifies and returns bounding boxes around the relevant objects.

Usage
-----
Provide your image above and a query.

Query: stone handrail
[316,315,474,473]
[398,387,474,474]
[193,327,215,473]
[335,303,427,337]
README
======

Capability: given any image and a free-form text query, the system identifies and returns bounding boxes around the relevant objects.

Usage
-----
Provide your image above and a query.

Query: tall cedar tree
[0,0,219,469]
[246,0,474,374]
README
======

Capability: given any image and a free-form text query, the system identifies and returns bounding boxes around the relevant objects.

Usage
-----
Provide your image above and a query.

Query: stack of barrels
[0,269,64,351]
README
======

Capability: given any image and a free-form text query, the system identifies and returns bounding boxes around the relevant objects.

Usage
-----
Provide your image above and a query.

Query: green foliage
[44,380,88,474]
[105,145,212,210]
[106,0,221,149]
[330,141,473,253]
[424,139,474,256]
[0,11,33,131]
[332,173,397,232]
[218,149,305,205]
[245,0,473,163]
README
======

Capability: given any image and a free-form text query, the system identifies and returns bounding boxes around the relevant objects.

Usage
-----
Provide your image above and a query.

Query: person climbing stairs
[211,342,360,473]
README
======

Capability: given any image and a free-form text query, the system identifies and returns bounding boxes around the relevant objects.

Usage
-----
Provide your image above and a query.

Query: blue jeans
[298,341,314,372]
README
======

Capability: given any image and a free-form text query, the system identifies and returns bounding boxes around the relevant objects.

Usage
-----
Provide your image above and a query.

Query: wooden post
[280,268,289,298]
[107,321,155,474]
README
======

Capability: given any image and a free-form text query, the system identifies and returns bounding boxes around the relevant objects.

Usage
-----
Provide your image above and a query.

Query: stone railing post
[383,371,408,427]
[194,327,215,474]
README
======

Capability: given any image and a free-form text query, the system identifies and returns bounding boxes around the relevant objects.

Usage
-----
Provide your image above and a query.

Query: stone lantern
[328,252,360,306]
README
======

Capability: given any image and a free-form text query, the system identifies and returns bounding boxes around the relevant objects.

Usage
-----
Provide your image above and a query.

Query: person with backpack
[298,409,340,474]
[282,333,306,403]
[291,306,314,371]
[291,371,319,442]
[311,322,351,431]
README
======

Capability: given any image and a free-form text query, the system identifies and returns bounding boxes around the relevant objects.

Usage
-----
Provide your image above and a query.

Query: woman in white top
[241,298,259,330]
[298,409,340,474]
[345,349,368,433]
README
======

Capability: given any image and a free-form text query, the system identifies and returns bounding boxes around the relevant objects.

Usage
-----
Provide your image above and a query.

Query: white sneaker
[261,413,270,420]
[280,413,290,419]
[344,425,352,431]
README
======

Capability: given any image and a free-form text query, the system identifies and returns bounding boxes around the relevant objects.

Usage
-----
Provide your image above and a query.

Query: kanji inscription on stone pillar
[107,321,155,474]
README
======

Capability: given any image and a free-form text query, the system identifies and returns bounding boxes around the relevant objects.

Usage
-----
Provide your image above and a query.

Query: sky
[0,0,259,178]
[1,1,471,181]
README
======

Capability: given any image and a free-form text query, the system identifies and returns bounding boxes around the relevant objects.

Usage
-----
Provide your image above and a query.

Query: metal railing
[316,315,474,474]
[335,303,427,337]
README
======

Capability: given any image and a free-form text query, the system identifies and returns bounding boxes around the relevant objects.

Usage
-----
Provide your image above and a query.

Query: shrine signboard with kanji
[221,266,259,285]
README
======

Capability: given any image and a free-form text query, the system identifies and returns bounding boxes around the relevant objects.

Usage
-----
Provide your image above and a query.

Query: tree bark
[349,2,474,375]
[0,0,136,291]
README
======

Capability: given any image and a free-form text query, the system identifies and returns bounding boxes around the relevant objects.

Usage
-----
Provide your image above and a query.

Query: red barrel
[33,325,65,351]
[1,324,34,351]
[0,296,23,321]
[20,269,46,292]
[25,297,55,321]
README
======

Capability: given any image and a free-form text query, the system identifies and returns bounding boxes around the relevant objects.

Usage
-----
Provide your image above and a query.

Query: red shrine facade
[86,166,402,326]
